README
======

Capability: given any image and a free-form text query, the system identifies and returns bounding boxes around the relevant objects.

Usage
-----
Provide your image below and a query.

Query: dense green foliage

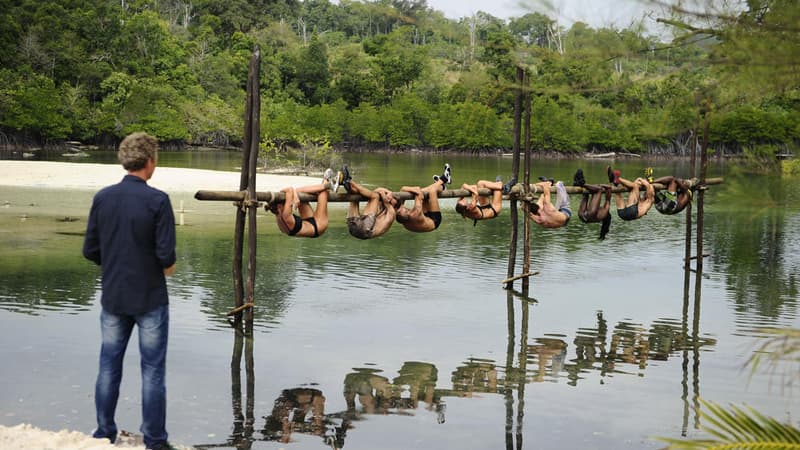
[0,0,797,154]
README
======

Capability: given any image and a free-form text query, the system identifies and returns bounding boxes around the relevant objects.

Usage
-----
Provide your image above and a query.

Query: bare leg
[312,190,328,230]
[281,187,298,227]
[579,194,590,217]
[421,180,444,213]
[615,177,640,207]
[598,186,612,219]
[535,181,552,207]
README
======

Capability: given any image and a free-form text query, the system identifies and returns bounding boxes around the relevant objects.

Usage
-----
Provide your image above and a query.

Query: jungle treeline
[0,0,798,156]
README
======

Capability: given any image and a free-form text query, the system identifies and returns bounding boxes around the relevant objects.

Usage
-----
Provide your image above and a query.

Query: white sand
[0,161,318,193]
[0,424,145,449]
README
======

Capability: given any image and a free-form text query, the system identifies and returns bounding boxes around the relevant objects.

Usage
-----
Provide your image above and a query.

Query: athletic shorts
[617,203,639,221]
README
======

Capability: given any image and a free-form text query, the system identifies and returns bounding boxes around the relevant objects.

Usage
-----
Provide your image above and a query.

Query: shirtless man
[455,177,511,226]
[340,165,397,240]
[607,167,654,221]
[527,178,572,229]
[652,175,692,215]
[267,170,332,238]
[395,164,451,233]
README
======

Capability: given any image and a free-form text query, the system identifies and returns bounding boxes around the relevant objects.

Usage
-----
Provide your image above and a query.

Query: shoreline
[0,161,319,193]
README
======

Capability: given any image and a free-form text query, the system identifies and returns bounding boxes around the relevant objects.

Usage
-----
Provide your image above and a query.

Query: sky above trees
[423,0,654,27]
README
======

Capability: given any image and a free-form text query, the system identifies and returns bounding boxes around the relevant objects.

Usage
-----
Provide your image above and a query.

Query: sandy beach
[0,424,144,449]
[0,160,318,193]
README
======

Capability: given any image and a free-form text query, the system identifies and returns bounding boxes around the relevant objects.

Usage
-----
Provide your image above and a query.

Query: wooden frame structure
[194,52,722,327]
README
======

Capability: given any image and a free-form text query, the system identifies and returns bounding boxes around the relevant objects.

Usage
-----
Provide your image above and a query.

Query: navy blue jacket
[83,175,176,315]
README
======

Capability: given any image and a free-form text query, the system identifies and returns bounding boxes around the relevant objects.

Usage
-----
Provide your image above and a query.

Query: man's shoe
[442,163,452,184]
[331,171,342,192]
[147,442,176,450]
[573,169,585,186]
[607,166,621,185]
[538,176,555,185]
[496,175,503,182]
[341,165,352,193]
[323,168,333,183]
[502,177,517,194]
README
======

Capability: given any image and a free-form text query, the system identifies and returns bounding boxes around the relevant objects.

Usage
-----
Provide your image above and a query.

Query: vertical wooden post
[521,69,532,294]
[506,67,524,288]
[232,51,258,323]
[696,100,709,276]
[245,47,261,326]
[684,93,699,271]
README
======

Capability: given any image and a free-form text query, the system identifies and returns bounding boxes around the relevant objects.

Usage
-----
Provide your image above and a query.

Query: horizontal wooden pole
[194,177,724,204]
[226,302,254,316]
[501,271,540,285]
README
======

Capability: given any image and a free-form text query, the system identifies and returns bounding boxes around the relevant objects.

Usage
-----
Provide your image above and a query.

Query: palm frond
[747,328,800,391]
[656,399,800,449]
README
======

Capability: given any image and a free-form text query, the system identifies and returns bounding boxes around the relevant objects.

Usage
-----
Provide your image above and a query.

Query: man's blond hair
[118,132,158,171]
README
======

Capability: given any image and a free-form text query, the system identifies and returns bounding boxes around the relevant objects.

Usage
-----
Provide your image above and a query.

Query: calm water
[0,151,798,450]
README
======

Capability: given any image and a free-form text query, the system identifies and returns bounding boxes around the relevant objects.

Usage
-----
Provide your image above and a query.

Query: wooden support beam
[501,271,539,285]
[226,302,254,316]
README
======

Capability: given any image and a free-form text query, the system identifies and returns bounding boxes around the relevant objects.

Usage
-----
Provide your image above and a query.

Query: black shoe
[605,166,621,185]
[502,176,517,194]
[573,169,585,187]
[341,164,352,193]
[442,163,452,184]
[538,176,555,185]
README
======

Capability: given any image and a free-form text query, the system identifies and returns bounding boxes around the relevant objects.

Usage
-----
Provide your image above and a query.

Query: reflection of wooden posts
[232,47,261,327]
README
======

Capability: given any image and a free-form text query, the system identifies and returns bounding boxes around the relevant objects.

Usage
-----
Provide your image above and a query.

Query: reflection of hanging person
[267,170,332,238]
[573,169,612,239]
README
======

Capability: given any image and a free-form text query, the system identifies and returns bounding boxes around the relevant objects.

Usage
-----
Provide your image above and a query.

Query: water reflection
[199,263,716,450]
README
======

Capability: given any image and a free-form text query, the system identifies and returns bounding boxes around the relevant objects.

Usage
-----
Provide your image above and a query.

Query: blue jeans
[93,304,169,448]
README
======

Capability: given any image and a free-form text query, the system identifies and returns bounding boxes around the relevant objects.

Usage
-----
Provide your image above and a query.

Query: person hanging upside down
[652,175,692,215]
[607,167,654,221]
[338,165,398,240]
[527,177,572,229]
[395,163,451,232]
[455,176,514,226]
[267,169,332,238]
[573,168,612,239]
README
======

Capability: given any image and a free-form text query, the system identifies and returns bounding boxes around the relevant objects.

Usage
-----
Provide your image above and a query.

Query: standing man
[83,132,176,450]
